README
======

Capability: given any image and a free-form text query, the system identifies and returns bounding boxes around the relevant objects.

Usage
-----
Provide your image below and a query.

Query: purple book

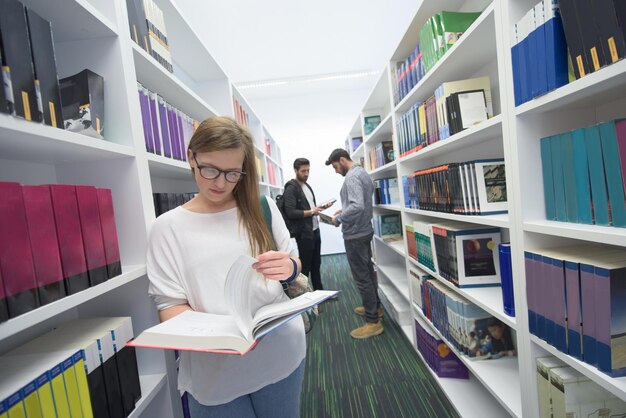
[580,262,597,365]
[564,260,583,359]
[524,252,537,335]
[137,85,153,153]
[22,184,66,305]
[76,185,108,286]
[176,110,185,161]
[535,253,548,341]
[148,91,161,155]
[49,184,90,295]
[0,182,40,317]
[550,256,567,353]
[167,105,179,160]
[158,96,171,158]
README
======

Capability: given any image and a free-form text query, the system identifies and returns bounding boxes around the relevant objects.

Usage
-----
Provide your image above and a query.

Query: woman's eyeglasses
[193,154,246,183]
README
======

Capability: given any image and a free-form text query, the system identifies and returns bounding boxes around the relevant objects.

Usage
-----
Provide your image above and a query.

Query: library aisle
[302,254,459,418]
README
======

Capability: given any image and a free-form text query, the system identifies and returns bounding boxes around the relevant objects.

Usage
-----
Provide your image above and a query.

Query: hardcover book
[130,255,338,354]
[25,7,63,128]
[59,69,105,138]
[472,159,507,214]
[363,115,382,135]
[96,188,122,279]
[76,185,109,286]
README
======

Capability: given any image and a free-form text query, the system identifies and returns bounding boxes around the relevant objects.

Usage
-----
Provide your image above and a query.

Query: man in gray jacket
[325,148,383,339]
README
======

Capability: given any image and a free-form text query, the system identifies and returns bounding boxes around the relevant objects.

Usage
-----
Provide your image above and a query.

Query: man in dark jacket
[283,158,325,290]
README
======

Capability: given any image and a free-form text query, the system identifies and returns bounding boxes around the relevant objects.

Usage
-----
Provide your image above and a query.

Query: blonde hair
[187,116,274,255]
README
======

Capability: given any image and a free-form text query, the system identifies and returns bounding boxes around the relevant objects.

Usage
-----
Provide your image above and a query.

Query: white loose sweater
[146,198,305,406]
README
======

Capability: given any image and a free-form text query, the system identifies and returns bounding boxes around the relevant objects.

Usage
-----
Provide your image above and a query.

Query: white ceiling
[174,0,420,87]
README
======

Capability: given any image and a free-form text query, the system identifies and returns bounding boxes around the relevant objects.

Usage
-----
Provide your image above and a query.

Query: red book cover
[0,267,8,322]
[22,185,66,305]
[0,182,40,317]
[97,188,122,278]
[49,184,90,294]
[76,185,108,286]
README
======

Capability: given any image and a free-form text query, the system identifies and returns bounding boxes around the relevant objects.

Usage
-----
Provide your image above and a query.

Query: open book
[129,255,338,355]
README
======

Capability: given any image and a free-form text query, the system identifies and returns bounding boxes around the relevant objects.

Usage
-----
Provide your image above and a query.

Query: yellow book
[61,357,83,418]
[35,372,57,418]
[71,352,94,418]
[49,363,71,418]
[6,392,25,418]
[20,381,42,418]
[0,400,7,418]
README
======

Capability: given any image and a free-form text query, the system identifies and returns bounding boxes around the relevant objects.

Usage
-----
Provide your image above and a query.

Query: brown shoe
[354,305,384,318]
[350,321,384,339]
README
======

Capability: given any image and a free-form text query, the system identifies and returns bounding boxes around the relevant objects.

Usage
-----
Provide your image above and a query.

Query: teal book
[551,134,567,221]
[571,128,593,224]
[599,120,626,227]
[540,136,556,220]
[561,131,578,222]
[584,125,610,225]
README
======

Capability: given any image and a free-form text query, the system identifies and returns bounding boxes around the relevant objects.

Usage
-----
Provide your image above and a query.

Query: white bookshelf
[343,0,626,415]
[0,0,283,416]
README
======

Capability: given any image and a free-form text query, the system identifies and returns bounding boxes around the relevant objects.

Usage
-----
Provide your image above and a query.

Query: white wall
[244,85,373,254]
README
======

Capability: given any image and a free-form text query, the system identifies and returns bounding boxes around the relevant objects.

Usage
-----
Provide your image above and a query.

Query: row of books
[560,0,626,80]
[512,1,569,105]
[0,0,106,139]
[397,76,493,158]
[373,177,400,206]
[344,136,363,154]
[373,214,401,242]
[0,317,141,418]
[407,220,502,288]
[540,119,626,227]
[233,96,251,128]
[524,245,626,377]
[126,0,173,73]
[393,11,481,105]
[265,159,281,186]
[418,273,516,360]
[0,182,121,322]
[414,315,469,379]
[137,82,198,160]
[402,159,508,216]
[153,193,195,217]
[536,356,626,418]
[264,136,280,161]
[367,141,395,171]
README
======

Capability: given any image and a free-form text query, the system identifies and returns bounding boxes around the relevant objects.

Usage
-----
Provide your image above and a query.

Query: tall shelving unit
[0,0,282,417]
[346,0,626,416]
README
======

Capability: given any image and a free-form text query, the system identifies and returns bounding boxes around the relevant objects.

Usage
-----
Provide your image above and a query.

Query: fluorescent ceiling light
[237,69,380,89]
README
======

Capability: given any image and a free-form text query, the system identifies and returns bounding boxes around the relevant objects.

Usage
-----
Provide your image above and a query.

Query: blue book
[580,262,597,365]
[535,23,548,97]
[599,121,626,227]
[551,257,567,353]
[528,27,540,99]
[560,131,578,222]
[551,134,567,221]
[520,34,531,104]
[525,251,537,335]
[584,126,610,225]
[544,15,568,92]
[540,136,556,220]
[535,252,547,340]
[571,128,593,224]
[542,255,556,344]
[498,243,515,317]
[511,25,522,106]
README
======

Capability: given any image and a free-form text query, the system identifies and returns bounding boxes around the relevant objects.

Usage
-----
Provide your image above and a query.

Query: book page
[223,255,259,339]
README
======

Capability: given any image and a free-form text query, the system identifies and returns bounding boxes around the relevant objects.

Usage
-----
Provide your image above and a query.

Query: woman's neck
[183,194,237,213]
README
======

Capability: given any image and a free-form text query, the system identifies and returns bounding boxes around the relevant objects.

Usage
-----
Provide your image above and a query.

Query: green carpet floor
[301,254,460,418]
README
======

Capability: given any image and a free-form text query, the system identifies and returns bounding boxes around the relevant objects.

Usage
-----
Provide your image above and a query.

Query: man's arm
[336,176,365,225]
[284,183,318,219]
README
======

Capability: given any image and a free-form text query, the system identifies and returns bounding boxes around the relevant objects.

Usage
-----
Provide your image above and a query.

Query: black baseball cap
[325,148,351,165]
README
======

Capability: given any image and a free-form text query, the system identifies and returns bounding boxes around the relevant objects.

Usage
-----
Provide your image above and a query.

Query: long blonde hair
[187,116,274,255]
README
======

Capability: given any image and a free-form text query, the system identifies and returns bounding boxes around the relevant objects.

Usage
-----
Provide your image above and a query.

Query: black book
[0,0,38,120]
[560,0,591,78]
[592,0,626,63]
[25,7,63,128]
[454,89,487,132]
[0,268,8,323]
[577,0,608,72]
[0,39,7,114]
[59,69,105,138]
[616,0,626,42]
[158,193,169,216]
[131,0,151,54]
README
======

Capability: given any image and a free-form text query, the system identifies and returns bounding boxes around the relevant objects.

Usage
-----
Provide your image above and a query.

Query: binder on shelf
[157,95,172,158]
[559,0,590,78]
[0,182,40,318]
[599,120,626,227]
[540,136,556,220]
[25,7,63,128]
[498,243,514,317]
[550,134,567,222]
[593,0,626,64]
[49,184,90,294]
[59,69,105,139]
[584,125,610,225]
[570,129,593,224]
[148,91,161,155]
[0,269,7,323]
[0,0,38,120]
[76,185,109,286]
[577,0,608,73]
[544,0,568,92]
[97,188,122,279]
[560,130,579,222]
[22,185,66,305]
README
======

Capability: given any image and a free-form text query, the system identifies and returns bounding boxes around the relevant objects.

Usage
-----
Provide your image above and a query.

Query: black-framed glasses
[193,154,246,183]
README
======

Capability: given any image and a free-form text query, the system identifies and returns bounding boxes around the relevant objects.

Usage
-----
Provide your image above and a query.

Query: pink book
[97,188,122,278]
[0,267,7,322]
[615,119,626,196]
[49,184,90,294]
[22,185,66,305]
[76,185,108,286]
[0,182,40,317]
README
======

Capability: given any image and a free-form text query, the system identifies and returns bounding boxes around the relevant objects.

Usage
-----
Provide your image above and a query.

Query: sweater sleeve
[336,175,365,226]
[147,215,189,311]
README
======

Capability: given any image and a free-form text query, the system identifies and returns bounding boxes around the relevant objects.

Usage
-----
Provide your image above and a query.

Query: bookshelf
[345,0,626,416]
[0,0,283,416]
